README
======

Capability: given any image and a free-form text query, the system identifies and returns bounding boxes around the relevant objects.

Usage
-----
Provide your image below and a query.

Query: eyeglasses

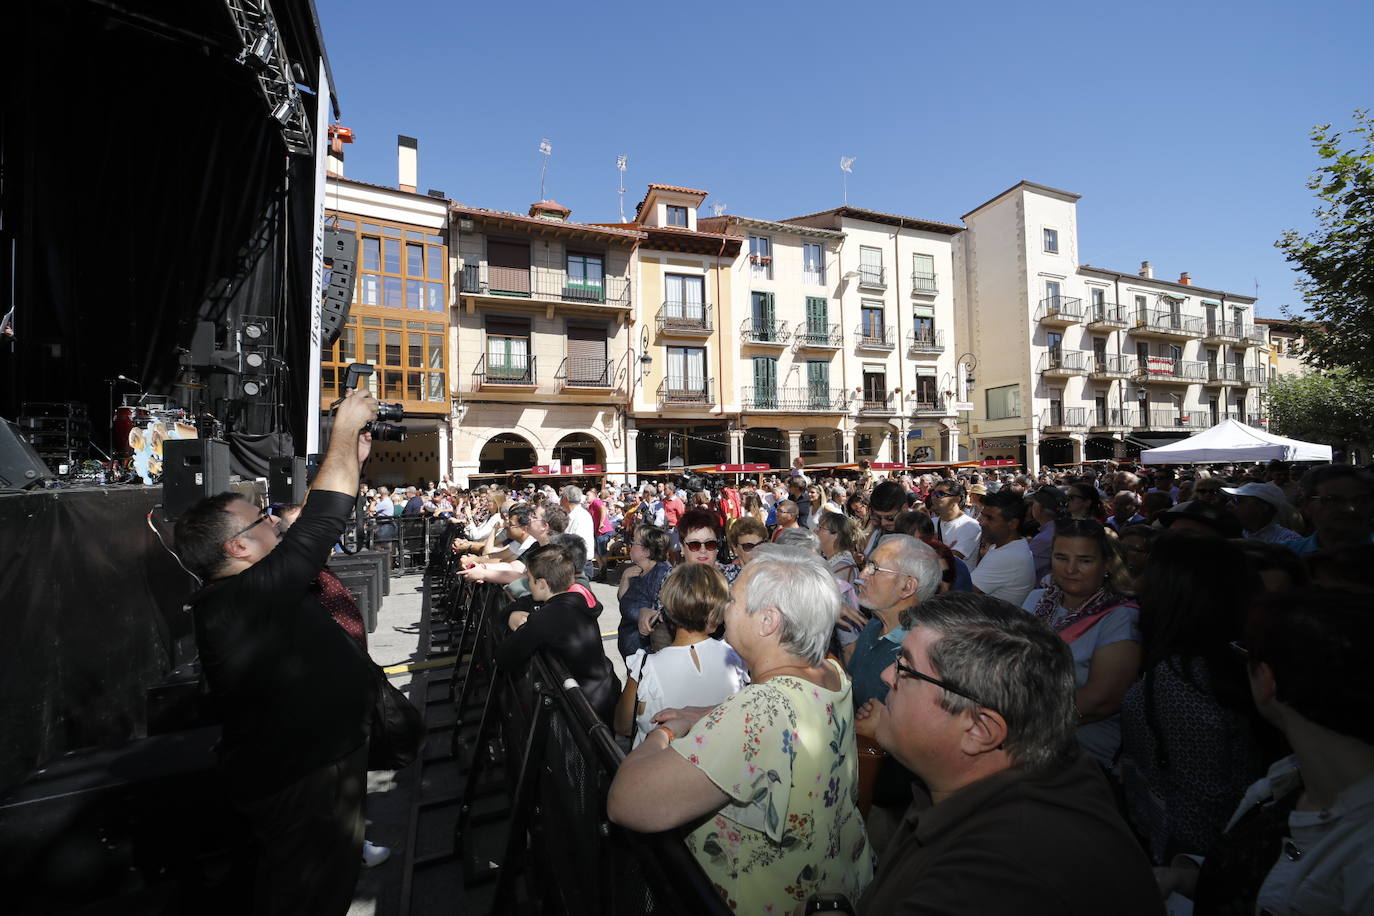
[684,539,719,552]
[860,561,910,578]
[736,540,763,551]
[894,657,996,712]
[871,510,900,523]
[228,509,272,541]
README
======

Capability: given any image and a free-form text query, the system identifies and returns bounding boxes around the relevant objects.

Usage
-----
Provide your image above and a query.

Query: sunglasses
[736,540,763,551]
[894,657,996,713]
[228,509,272,540]
[684,539,719,552]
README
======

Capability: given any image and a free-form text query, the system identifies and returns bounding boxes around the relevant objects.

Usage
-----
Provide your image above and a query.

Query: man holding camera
[173,385,380,914]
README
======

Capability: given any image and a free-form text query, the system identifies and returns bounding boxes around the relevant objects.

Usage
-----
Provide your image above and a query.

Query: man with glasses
[172,386,380,915]
[855,592,1159,915]
[770,499,802,541]
[1287,464,1374,556]
[862,480,909,555]
[929,481,981,571]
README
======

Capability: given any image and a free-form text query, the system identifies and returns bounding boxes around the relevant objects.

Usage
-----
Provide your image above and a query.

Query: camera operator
[173,385,380,914]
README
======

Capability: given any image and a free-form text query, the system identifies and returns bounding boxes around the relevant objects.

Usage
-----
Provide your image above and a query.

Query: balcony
[1042,407,1088,433]
[1204,363,1247,387]
[1137,357,1206,385]
[1036,295,1083,327]
[854,324,895,350]
[858,393,896,415]
[793,323,844,349]
[1202,319,1243,345]
[1090,354,1138,380]
[1038,349,1091,378]
[1138,410,1210,431]
[1129,309,1205,340]
[1090,408,1137,432]
[555,357,615,390]
[908,329,946,355]
[740,318,791,347]
[912,396,954,418]
[656,302,713,336]
[472,353,536,389]
[1235,326,1266,348]
[856,265,886,290]
[657,377,714,408]
[741,386,849,412]
[910,271,938,295]
[1240,367,1266,387]
[459,264,631,309]
[1086,302,1129,330]
[1243,413,1268,427]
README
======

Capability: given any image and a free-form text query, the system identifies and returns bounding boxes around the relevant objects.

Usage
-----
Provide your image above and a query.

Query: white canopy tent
[1140,418,1333,465]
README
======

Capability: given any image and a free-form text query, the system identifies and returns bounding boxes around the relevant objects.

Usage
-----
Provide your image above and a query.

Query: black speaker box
[161,438,231,520]
[321,228,357,346]
[0,418,54,489]
[268,455,308,505]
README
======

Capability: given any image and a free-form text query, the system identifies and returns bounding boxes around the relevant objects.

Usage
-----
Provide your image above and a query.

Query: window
[666,205,688,227]
[861,302,885,342]
[912,253,936,293]
[1045,279,1062,304]
[485,318,531,383]
[859,246,884,286]
[749,235,772,279]
[1209,396,1220,425]
[807,360,830,407]
[1048,390,1065,424]
[666,346,707,393]
[913,304,935,343]
[664,273,705,319]
[323,315,448,406]
[857,433,875,459]
[1043,228,1059,253]
[802,243,825,285]
[1095,393,1109,426]
[752,356,778,408]
[751,292,777,340]
[352,220,445,310]
[805,297,829,337]
[1135,294,1147,320]
[1047,331,1063,362]
[986,384,1021,420]
[863,368,887,406]
[1093,337,1108,368]
[915,375,938,407]
[566,253,604,300]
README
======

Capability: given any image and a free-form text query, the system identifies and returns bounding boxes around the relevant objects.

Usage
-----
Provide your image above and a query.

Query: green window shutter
[753,356,777,408]
[807,360,829,407]
[806,296,828,332]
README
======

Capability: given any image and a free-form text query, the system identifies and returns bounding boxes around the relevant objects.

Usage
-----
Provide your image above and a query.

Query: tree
[1266,368,1374,457]
[1276,110,1374,377]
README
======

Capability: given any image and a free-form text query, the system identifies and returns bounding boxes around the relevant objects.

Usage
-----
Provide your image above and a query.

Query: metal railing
[910,271,938,294]
[1240,325,1267,346]
[1090,408,1137,428]
[657,377,714,407]
[1041,407,1088,429]
[1138,357,1207,382]
[908,329,946,353]
[854,323,895,349]
[912,396,951,417]
[1131,309,1205,337]
[859,393,895,413]
[1140,410,1210,430]
[857,265,886,288]
[1203,319,1243,342]
[1086,302,1129,327]
[1242,366,1267,386]
[1036,295,1084,323]
[740,318,791,345]
[794,323,843,347]
[1206,363,1249,384]
[1038,350,1091,375]
[555,356,615,388]
[741,386,849,411]
[460,263,632,307]
[656,302,713,335]
[1091,354,1138,377]
[472,352,536,386]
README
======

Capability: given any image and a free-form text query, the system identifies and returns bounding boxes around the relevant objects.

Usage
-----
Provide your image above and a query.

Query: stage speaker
[268,455,308,505]
[321,227,357,346]
[161,438,231,520]
[0,418,54,489]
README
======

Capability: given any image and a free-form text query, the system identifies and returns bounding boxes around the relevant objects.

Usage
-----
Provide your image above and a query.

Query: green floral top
[671,659,874,913]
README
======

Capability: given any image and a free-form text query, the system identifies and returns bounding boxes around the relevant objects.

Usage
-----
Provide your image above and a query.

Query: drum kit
[111,398,206,485]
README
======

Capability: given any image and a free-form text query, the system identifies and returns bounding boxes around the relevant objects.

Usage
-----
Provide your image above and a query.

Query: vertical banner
[305,58,331,454]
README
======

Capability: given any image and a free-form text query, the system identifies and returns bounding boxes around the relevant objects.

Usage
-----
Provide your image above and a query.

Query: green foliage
[1276,110,1374,377]
[1267,369,1374,451]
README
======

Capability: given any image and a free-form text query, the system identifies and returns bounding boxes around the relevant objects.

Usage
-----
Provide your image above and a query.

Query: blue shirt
[847,617,908,708]
[1287,531,1374,555]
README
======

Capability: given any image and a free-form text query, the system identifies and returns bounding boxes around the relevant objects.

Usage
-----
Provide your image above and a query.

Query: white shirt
[971,538,1037,607]
[566,503,595,559]
[626,639,748,748]
[937,512,983,571]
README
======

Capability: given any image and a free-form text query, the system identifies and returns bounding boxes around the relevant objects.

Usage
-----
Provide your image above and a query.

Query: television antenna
[711,201,726,217]
[538,138,553,199]
[617,155,629,223]
[839,156,856,205]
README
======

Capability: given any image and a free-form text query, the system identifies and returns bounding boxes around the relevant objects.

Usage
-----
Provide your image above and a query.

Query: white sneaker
[361,840,391,867]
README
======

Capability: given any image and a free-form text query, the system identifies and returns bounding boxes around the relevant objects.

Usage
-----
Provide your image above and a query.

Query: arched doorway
[479,433,537,473]
[743,427,785,467]
[1038,437,1074,467]
[553,432,604,467]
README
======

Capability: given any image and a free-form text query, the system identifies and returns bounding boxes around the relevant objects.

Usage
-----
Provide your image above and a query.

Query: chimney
[1178,271,1192,285]
[397,135,417,192]
[529,200,571,222]
[326,125,353,177]
[1139,260,1153,279]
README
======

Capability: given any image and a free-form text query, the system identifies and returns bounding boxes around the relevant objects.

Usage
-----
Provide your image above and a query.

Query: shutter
[487,240,530,293]
[567,325,607,384]
[807,360,829,407]
[753,357,777,408]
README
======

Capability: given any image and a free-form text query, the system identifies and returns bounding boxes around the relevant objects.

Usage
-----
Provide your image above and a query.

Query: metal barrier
[361,515,456,575]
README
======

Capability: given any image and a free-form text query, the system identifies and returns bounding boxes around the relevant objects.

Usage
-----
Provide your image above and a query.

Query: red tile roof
[451,204,644,240]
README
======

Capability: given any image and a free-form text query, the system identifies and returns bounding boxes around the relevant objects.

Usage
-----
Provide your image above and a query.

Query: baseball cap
[1221,482,1290,513]
[969,484,988,496]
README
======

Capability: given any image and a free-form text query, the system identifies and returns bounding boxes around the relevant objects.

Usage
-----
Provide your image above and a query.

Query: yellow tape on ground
[381,655,460,676]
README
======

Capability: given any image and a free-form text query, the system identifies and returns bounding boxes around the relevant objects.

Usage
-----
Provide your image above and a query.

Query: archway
[553,432,605,467]
[1038,437,1074,467]
[479,433,537,473]
[743,427,785,467]
[801,427,844,463]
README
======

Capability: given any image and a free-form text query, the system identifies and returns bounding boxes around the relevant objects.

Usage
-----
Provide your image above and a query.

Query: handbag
[367,662,425,771]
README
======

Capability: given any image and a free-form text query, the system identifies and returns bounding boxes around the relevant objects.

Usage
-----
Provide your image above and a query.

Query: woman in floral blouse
[608,544,874,914]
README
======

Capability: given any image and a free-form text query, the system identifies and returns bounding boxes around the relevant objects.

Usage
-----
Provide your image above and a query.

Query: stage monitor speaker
[268,455,308,505]
[162,438,231,520]
[0,418,54,489]
[321,227,357,346]
[190,321,217,367]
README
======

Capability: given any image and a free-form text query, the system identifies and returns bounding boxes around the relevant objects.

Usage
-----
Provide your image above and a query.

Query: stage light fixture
[243,322,265,341]
[244,351,266,370]
[243,380,263,398]
[246,31,275,70]
[271,97,297,125]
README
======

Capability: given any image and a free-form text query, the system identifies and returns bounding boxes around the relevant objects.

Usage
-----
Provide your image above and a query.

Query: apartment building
[955,181,1265,471]
[1256,317,1312,381]
[781,207,964,463]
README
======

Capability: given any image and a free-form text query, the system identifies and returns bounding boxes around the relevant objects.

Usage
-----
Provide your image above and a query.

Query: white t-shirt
[971,538,1037,607]
[627,639,748,747]
[937,513,983,571]
[566,504,595,559]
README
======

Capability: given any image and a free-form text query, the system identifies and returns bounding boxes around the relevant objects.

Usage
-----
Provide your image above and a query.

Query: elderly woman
[1020,519,1140,766]
[607,545,874,912]
[725,516,769,574]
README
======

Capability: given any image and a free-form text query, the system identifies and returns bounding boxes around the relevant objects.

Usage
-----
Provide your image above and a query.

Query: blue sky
[316,0,1370,317]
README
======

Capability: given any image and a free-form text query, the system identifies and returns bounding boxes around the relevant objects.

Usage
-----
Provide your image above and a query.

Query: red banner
[868,462,905,470]
[979,458,1019,467]
[712,463,771,472]
[530,465,603,475]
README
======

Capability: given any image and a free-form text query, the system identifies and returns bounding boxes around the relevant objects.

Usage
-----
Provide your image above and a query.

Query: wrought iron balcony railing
[555,357,614,388]
[741,386,849,412]
[1036,295,1083,324]
[472,352,536,387]
[1041,407,1088,430]
[854,324,895,349]
[908,329,945,353]
[656,302,713,335]
[910,271,938,294]
[1086,302,1129,328]
[460,263,631,307]
[740,318,791,345]
[1137,357,1207,382]
[1130,309,1205,338]
[1090,354,1137,377]
[1038,350,1092,375]
[793,323,843,348]
[657,377,714,407]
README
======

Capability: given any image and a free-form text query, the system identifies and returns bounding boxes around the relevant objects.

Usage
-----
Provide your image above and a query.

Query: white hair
[560,485,584,504]
[774,527,821,553]
[875,534,943,603]
[744,545,840,665]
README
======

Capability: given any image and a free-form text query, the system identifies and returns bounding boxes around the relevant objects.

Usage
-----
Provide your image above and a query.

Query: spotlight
[271,97,297,125]
[243,322,265,341]
[243,379,263,398]
[244,351,266,370]
[245,31,275,70]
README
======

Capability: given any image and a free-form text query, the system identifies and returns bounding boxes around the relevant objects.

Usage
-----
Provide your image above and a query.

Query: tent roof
[1140,419,1332,465]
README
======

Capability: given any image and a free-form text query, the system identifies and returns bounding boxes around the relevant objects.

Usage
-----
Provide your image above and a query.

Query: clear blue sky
[317,0,1370,318]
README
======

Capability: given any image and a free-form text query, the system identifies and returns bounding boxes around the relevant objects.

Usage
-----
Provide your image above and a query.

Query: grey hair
[560,485,585,504]
[899,592,1078,775]
[550,533,587,572]
[743,544,840,666]
[774,527,821,553]
[872,534,942,603]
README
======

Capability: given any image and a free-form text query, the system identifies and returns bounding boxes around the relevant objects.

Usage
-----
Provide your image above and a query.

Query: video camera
[341,363,407,442]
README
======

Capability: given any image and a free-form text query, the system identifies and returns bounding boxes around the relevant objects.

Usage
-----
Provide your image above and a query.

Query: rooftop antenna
[839,156,856,205]
[616,155,629,223]
[538,138,553,200]
[711,201,726,217]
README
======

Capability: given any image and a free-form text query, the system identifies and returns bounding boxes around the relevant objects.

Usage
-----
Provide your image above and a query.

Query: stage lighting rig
[224,0,312,156]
